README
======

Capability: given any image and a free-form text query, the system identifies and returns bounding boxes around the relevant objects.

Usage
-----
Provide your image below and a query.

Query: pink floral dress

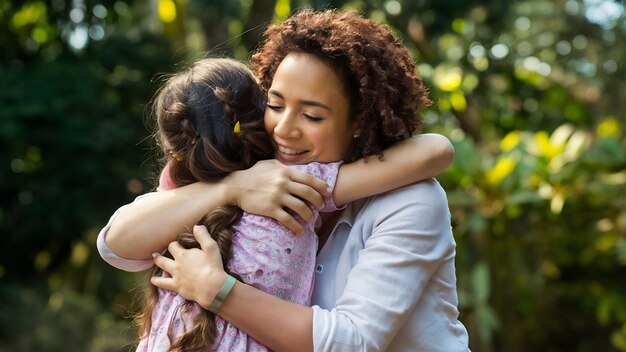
[137,161,342,351]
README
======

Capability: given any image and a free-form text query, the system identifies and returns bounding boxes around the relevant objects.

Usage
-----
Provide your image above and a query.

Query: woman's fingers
[166,240,185,258]
[151,252,176,291]
[150,274,175,291]
[153,251,175,271]
[148,229,229,308]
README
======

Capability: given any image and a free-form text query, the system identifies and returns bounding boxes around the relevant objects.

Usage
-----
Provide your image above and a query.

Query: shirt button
[315,264,323,273]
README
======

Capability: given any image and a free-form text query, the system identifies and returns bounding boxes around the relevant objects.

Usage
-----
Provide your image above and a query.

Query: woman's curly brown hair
[251,8,432,162]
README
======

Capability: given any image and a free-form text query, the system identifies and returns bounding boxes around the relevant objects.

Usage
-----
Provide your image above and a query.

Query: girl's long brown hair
[133,58,273,351]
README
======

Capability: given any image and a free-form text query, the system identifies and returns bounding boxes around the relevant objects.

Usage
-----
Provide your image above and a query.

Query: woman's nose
[273,111,300,139]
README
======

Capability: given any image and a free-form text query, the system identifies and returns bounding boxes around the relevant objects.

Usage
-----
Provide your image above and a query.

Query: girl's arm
[333,133,454,206]
[105,163,329,260]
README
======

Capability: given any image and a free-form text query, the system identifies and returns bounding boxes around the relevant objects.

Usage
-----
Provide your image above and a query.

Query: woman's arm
[105,182,230,259]
[333,133,454,206]
[105,162,329,260]
[152,225,315,352]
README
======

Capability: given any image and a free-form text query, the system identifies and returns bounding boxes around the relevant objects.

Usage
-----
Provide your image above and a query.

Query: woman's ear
[351,120,360,139]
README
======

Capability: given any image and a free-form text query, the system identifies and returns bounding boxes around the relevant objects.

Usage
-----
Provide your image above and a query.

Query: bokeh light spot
[11,2,46,28]
[596,116,621,137]
[69,8,84,23]
[89,25,105,40]
[32,27,48,43]
[434,66,463,92]
[68,25,88,50]
[572,35,588,50]
[384,0,402,16]
[556,40,571,55]
[127,179,144,194]
[275,0,291,20]
[515,16,531,31]
[486,157,516,186]
[11,159,25,173]
[490,43,509,59]
[500,131,521,152]
[603,60,617,74]
[93,4,107,18]
[158,0,177,23]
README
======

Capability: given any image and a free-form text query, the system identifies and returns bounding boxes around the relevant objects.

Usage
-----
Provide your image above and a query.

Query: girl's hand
[151,225,228,310]
[223,159,329,234]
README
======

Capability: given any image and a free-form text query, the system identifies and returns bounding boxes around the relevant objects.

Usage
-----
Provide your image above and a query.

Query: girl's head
[251,9,432,162]
[143,58,271,351]
[152,58,273,186]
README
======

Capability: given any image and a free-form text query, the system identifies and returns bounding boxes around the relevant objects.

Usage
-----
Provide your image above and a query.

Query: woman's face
[264,53,356,165]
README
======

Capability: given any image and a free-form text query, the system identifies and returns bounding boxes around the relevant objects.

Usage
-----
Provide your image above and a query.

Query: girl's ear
[156,162,177,192]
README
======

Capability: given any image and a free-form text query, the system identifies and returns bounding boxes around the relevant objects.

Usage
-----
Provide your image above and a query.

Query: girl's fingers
[273,208,304,234]
[288,170,330,198]
[281,193,314,222]
[287,181,325,210]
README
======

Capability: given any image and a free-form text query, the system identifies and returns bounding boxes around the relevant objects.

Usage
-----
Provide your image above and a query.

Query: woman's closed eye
[303,114,323,122]
[267,104,283,111]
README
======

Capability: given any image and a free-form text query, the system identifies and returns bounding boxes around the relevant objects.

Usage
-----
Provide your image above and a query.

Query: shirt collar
[334,200,358,228]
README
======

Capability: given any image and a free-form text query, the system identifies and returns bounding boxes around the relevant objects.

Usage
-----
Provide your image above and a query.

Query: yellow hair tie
[169,151,184,161]
[233,121,241,135]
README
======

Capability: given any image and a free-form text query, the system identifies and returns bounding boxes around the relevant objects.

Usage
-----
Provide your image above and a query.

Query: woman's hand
[223,160,329,234]
[151,225,228,309]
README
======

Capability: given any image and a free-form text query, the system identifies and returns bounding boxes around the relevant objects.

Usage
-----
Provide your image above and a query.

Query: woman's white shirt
[311,179,469,351]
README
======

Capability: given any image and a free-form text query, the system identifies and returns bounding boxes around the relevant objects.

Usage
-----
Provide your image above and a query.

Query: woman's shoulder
[346,178,454,248]
[349,179,449,229]
[368,178,448,209]
[344,178,450,227]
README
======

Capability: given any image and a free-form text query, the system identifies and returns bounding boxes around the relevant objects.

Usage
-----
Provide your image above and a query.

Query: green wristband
[208,275,236,313]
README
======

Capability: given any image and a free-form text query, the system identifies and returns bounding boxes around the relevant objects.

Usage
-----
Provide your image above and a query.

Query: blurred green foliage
[1,0,624,351]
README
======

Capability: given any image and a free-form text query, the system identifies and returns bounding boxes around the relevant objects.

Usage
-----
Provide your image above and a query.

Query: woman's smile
[274,142,309,163]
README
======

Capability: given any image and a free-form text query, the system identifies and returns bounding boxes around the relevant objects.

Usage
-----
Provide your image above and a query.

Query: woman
[99,9,469,351]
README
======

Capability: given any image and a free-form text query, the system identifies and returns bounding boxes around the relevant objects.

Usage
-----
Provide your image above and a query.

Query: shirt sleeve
[311,180,457,351]
[96,193,157,272]
[289,161,343,212]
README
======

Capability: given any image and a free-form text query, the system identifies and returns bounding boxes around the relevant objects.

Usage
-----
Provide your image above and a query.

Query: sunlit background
[1,0,625,351]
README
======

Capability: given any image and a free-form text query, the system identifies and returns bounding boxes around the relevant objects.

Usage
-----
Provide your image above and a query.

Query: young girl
[135,57,453,351]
